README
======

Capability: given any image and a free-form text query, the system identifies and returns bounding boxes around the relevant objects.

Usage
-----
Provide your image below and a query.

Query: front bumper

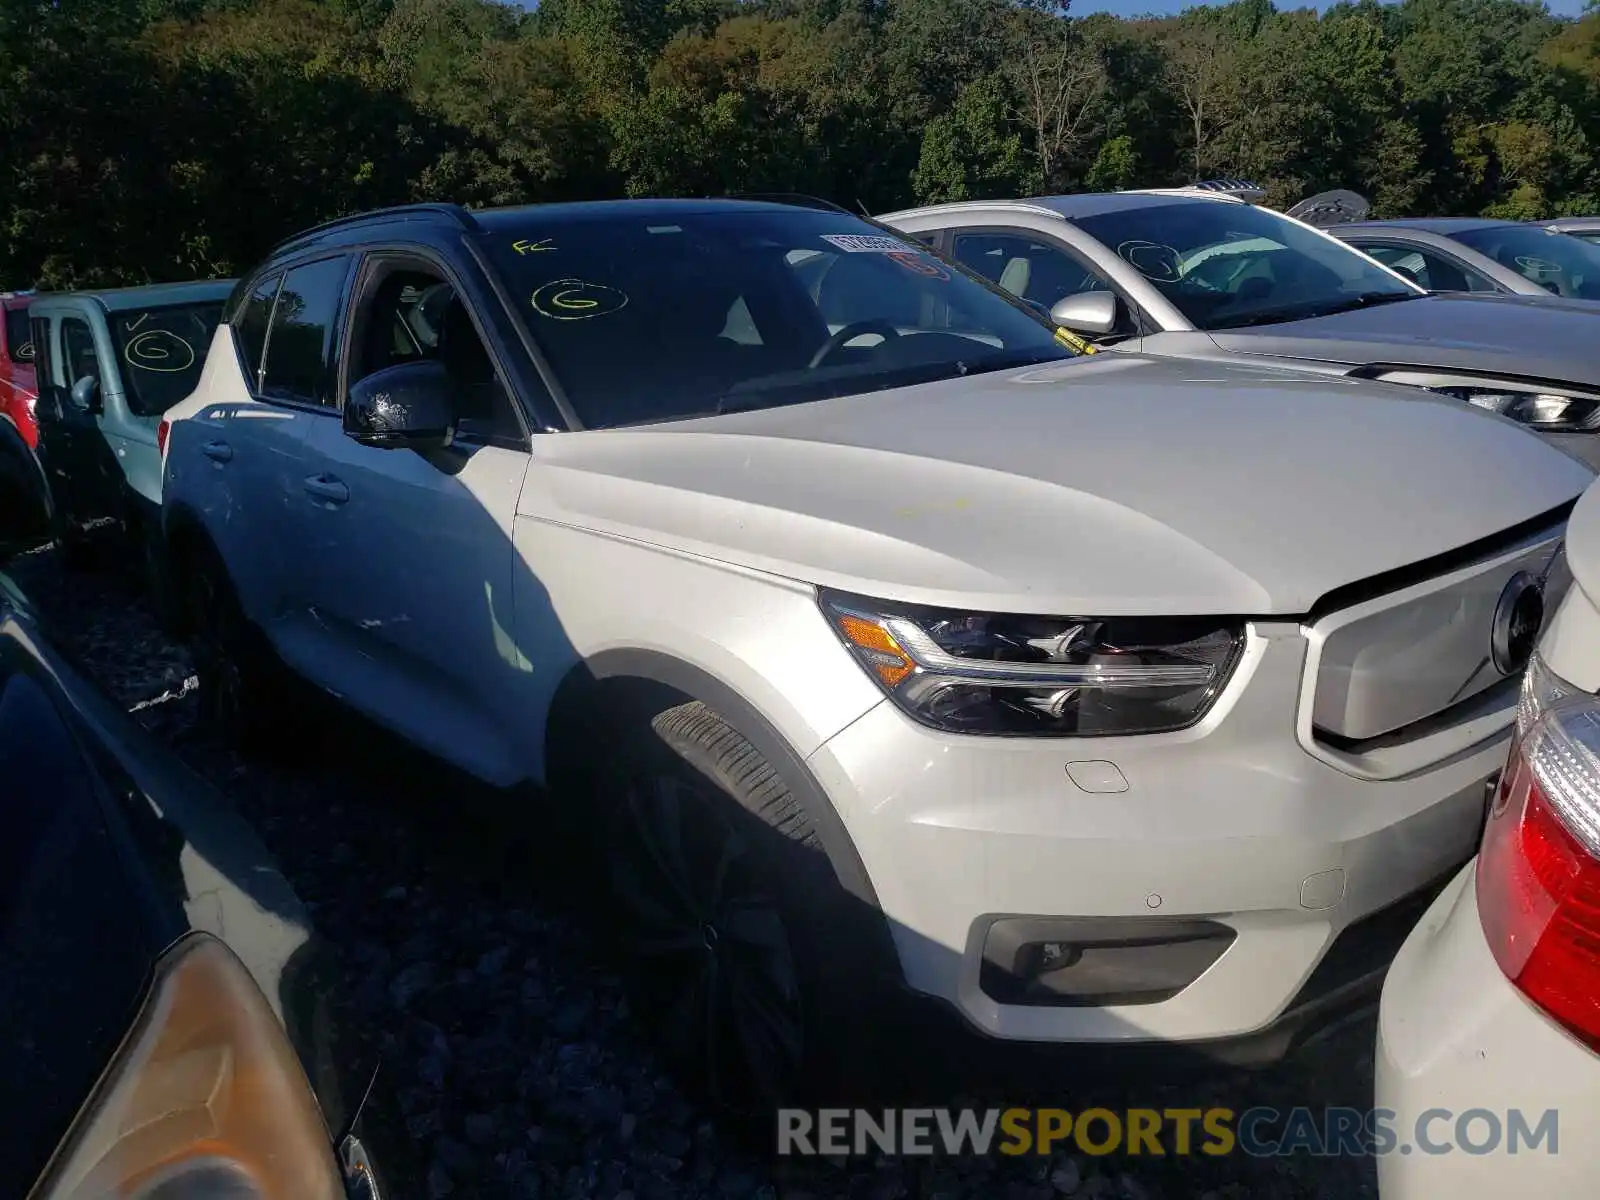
[1376,865,1600,1198]
[805,619,1510,1051]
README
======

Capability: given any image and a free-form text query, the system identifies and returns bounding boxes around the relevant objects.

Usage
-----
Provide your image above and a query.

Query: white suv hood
[526,354,1593,616]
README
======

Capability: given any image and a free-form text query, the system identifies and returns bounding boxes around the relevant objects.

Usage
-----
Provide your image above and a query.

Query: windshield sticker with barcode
[821,234,920,254]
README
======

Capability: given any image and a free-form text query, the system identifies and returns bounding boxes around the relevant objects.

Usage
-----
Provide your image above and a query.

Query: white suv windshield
[1071,199,1419,331]
[484,207,1076,429]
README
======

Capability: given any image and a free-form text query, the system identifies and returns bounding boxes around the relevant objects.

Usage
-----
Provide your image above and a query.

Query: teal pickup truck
[30,280,233,598]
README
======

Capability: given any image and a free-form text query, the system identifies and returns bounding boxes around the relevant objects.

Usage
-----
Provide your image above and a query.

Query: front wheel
[589,700,895,1129]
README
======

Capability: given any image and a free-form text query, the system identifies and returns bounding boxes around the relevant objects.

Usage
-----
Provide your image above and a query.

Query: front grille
[1306,521,1567,746]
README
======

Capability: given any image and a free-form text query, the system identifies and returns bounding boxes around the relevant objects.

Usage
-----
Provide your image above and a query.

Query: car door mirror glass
[1050,291,1118,337]
[342,360,456,450]
[69,375,101,414]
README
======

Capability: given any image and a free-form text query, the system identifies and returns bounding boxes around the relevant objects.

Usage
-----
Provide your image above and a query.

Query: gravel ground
[10,543,1381,1200]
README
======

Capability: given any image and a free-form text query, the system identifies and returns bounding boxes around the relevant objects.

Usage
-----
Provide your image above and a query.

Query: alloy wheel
[608,771,806,1114]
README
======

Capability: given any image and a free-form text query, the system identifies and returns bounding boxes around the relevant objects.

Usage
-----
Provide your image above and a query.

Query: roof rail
[268,203,478,256]
[722,192,854,216]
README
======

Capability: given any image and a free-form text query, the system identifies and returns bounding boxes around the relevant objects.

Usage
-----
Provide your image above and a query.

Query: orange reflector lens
[836,614,916,687]
[33,936,342,1200]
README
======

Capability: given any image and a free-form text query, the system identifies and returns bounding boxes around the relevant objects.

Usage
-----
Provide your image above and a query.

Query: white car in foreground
[1378,479,1600,1197]
[158,197,1593,1117]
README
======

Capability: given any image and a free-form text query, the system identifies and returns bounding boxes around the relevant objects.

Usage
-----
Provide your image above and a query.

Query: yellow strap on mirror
[1055,326,1098,354]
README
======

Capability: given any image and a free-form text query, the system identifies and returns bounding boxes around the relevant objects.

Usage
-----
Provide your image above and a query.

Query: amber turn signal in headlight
[820,588,1244,737]
[30,935,342,1200]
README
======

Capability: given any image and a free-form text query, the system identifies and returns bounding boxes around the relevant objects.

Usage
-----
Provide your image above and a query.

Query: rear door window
[259,257,352,408]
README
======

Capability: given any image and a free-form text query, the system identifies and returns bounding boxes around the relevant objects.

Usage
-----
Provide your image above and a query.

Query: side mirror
[342,360,456,450]
[69,375,101,414]
[1050,292,1119,338]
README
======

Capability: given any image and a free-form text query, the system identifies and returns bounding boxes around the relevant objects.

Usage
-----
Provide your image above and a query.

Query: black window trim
[459,231,577,434]
[944,223,1151,342]
[228,269,285,400]
[342,241,534,453]
[28,314,53,386]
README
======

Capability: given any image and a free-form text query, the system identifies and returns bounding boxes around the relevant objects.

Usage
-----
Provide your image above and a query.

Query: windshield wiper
[1301,290,1420,318]
[1208,290,1419,330]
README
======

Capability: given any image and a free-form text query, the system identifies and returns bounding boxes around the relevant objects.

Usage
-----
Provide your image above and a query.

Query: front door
[37,314,122,529]
[278,252,531,785]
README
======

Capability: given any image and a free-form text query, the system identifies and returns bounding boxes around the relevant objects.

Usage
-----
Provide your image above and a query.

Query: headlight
[1519,649,1584,737]
[1362,369,1600,433]
[819,589,1245,736]
[1438,387,1600,432]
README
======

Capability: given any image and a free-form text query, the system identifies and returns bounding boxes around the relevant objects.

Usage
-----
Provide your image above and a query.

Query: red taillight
[157,417,170,457]
[1478,706,1600,1053]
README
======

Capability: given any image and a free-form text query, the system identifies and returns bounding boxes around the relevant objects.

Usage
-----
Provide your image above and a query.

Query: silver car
[882,190,1600,468]
[1536,214,1600,246]
[1331,217,1600,302]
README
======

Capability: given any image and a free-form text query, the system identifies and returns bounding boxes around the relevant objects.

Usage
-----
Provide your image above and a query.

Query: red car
[1,291,37,448]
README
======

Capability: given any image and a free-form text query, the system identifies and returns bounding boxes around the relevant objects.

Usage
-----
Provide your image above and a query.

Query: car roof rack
[267,203,479,257]
[722,192,855,216]
[1180,178,1268,201]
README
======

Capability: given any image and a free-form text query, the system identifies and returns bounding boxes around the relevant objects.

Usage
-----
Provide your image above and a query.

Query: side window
[260,257,351,408]
[233,273,282,388]
[952,230,1134,336]
[60,319,101,389]
[346,258,522,444]
[1357,242,1496,294]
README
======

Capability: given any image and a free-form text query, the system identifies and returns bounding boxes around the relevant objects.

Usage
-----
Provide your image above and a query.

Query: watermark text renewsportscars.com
[776,1107,1560,1159]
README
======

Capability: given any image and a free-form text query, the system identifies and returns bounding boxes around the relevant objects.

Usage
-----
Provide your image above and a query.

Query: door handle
[201,440,233,463]
[303,474,349,505]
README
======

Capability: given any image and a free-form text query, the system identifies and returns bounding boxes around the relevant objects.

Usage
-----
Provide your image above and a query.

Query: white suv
[159,198,1593,1114]
[1376,475,1600,1199]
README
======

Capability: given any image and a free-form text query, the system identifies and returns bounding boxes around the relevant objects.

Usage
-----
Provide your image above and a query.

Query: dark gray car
[0,415,414,1199]
[1331,217,1600,302]
[884,190,1600,469]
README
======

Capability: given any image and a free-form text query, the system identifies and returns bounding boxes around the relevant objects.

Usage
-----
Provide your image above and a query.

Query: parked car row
[880,187,1600,468]
[10,188,1600,1195]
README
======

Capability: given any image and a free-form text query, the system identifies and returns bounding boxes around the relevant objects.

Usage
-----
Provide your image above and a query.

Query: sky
[1072,0,1588,13]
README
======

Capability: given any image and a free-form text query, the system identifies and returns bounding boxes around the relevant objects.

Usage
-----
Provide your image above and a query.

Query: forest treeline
[3,0,1599,288]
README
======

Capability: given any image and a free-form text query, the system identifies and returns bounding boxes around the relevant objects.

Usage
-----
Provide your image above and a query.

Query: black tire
[584,698,895,1132]
[182,543,307,757]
